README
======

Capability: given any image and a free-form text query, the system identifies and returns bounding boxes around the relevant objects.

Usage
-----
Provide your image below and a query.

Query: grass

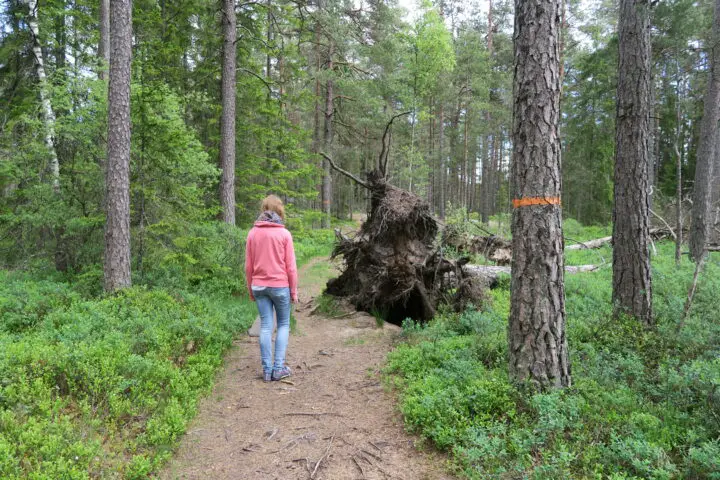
[385,239,720,479]
[0,223,335,479]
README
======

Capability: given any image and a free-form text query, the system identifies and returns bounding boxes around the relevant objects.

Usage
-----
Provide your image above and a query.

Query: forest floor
[160,256,454,480]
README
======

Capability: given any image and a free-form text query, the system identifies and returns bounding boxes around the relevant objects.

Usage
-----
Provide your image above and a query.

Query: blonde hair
[260,195,285,220]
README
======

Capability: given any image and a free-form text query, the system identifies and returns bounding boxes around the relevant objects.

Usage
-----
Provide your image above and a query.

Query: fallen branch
[650,208,677,240]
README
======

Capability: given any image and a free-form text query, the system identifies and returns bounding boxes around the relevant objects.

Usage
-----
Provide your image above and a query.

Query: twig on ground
[284,412,341,417]
[266,427,279,441]
[291,458,311,473]
[352,455,366,478]
[361,448,382,461]
[310,435,335,479]
[368,441,384,452]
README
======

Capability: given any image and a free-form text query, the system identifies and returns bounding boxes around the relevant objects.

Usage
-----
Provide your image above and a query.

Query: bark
[480,0,495,222]
[490,133,499,215]
[509,0,570,389]
[463,100,470,209]
[427,99,434,209]
[219,0,237,225]
[480,135,490,223]
[321,41,334,228]
[104,0,132,292]
[674,78,683,266]
[99,0,110,79]
[612,0,653,324]
[25,0,60,194]
[438,103,446,219]
[689,0,720,262]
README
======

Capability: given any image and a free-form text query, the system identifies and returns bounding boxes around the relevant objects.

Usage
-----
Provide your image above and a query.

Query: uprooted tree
[321,114,487,325]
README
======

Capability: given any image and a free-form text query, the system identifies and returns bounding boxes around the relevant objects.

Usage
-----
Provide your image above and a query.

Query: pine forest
[1,0,719,477]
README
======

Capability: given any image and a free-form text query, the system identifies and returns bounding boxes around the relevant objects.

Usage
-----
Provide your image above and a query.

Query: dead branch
[679,256,705,331]
[378,111,411,177]
[320,152,370,189]
[650,208,677,240]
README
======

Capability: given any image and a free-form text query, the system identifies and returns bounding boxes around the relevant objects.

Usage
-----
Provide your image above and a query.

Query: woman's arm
[245,230,255,301]
[285,232,298,302]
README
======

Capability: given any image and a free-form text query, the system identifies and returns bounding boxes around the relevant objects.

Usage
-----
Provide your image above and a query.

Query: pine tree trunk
[26,0,60,194]
[463,100,469,209]
[509,0,570,389]
[480,134,491,223]
[219,0,237,225]
[612,0,653,323]
[321,42,334,228]
[104,0,132,292]
[438,104,446,219]
[427,98,434,209]
[689,0,720,262]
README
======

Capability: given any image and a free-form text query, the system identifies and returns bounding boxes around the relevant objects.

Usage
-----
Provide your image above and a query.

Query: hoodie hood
[255,210,284,226]
[254,221,286,228]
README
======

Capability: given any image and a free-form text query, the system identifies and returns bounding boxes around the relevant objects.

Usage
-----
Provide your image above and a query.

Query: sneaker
[271,366,292,381]
[263,371,272,383]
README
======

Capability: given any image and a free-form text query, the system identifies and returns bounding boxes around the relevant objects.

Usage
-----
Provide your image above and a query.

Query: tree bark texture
[509,0,570,389]
[99,0,110,80]
[25,0,60,194]
[321,42,334,228]
[104,0,132,292]
[689,0,720,262]
[480,135,490,223]
[612,0,652,323]
[219,0,237,225]
[438,104,446,219]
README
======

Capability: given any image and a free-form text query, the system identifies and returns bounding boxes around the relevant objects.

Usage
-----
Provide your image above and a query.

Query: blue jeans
[252,286,291,374]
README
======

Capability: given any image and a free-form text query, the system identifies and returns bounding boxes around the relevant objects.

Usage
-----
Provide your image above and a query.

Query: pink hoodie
[245,221,298,301]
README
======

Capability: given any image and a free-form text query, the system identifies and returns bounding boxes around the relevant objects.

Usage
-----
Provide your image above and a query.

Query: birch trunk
[509,0,570,389]
[25,0,60,193]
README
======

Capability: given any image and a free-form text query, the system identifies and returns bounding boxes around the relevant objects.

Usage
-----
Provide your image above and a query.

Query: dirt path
[161,257,453,480]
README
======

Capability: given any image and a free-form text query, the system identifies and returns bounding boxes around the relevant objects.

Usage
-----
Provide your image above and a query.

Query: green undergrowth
[0,222,333,479]
[385,242,720,479]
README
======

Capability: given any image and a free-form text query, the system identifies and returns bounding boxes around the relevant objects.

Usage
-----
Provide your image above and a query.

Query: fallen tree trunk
[566,237,612,250]
[455,227,686,261]
[463,264,601,286]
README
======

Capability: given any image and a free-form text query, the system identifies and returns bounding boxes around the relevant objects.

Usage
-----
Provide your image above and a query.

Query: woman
[245,195,298,382]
